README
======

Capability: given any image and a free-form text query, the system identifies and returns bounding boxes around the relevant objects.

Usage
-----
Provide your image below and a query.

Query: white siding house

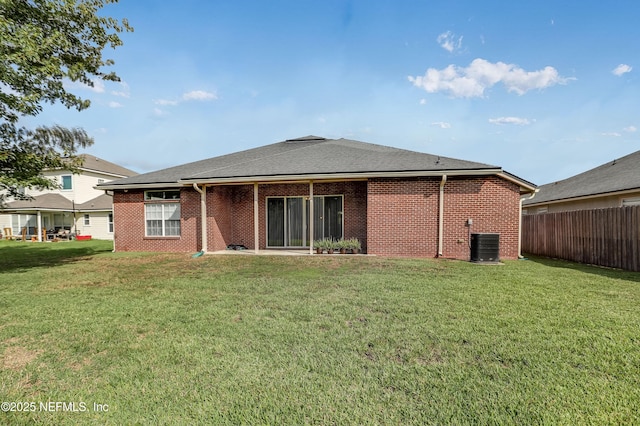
[1,155,136,241]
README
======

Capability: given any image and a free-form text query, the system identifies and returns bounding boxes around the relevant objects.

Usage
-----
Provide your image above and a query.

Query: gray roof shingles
[5,193,113,212]
[79,154,137,177]
[101,136,502,187]
[524,149,640,205]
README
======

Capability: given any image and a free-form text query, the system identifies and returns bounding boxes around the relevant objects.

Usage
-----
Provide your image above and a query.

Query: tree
[0,0,132,202]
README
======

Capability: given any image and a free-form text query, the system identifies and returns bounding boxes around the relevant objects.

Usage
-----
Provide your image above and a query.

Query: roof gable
[524,149,640,205]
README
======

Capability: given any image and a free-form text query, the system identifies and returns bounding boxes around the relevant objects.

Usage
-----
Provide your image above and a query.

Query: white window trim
[144,190,181,237]
[61,175,73,191]
[83,214,90,226]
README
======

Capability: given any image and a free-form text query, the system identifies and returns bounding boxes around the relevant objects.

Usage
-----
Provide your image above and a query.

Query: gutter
[95,168,537,192]
[192,183,208,253]
[518,189,538,259]
[438,174,447,257]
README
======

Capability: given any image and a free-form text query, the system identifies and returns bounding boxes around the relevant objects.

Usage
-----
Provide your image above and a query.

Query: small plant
[337,239,349,254]
[347,237,361,254]
[313,239,324,254]
[326,238,337,254]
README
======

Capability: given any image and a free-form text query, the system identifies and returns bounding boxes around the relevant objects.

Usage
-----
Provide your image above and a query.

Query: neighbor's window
[83,214,90,226]
[144,190,181,236]
[108,213,114,233]
[622,196,640,206]
[61,175,72,190]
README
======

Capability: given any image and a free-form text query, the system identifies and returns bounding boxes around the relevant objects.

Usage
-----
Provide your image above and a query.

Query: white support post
[36,211,42,242]
[309,181,314,255]
[254,183,259,254]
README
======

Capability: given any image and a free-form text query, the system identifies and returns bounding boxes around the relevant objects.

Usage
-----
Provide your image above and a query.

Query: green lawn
[0,240,639,425]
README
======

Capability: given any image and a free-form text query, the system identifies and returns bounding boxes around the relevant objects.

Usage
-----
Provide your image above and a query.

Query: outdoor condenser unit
[470,233,500,263]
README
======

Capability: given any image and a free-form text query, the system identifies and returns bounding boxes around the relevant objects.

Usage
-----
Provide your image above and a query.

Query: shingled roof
[523,149,640,206]
[4,193,114,212]
[98,136,535,192]
[78,154,137,178]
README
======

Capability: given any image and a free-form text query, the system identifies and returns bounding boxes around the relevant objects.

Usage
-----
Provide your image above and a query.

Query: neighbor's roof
[75,194,114,211]
[98,136,535,191]
[4,193,113,212]
[5,193,76,211]
[524,149,640,206]
[78,154,137,178]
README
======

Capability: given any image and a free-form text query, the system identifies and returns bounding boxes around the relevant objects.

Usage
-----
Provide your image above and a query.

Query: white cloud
[488,117,532,126]
[152,108,168,117]
[108,101,123,108]
[623,125,637,133]
[155,99,179,106]
[437,31,463,53]
[612,64,632,76]
[111,81,130,98]
[431,121,451,129]
[419,98,427,105]
[66,78,105,93]
[601,132,621,137]
[408,58,570,98]
[182,90,217,101]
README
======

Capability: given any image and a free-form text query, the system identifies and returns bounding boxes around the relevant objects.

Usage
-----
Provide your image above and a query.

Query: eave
[96,168,536,193]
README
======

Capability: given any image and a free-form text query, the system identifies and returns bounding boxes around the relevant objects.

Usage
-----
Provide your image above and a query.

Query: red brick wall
[367,178,440,257]
[367,176,521,259]
[113,189,200,252]
[443,176,521,260]
[113,177,520,258]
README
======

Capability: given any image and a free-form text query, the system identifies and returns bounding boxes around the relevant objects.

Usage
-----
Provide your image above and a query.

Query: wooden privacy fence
[522,206,640,272]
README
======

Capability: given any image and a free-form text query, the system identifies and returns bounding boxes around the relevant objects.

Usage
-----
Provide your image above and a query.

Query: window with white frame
[83,214,90,226]
[108,213,114,233]
[61,175,72,190]
[622,196,640,206]
[144,190,181,236]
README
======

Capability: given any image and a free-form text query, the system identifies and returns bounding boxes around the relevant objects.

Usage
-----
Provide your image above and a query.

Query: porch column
[192,183,207,253]
[254,183,259,254]
[309,181,314,255]
[36,210,42,242]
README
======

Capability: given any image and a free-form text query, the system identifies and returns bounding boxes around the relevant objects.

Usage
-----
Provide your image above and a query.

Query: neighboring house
[97,136,536,259]
[523,149,640,214]
[1,154,137,240]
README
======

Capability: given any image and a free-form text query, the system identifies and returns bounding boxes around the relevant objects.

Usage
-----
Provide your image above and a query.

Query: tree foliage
[0,0,132,202]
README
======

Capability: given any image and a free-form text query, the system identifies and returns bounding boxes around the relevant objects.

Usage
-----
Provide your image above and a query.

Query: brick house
[98,136,536,259]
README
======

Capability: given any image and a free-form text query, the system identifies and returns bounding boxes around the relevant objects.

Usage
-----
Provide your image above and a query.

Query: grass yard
[0,240,639,425]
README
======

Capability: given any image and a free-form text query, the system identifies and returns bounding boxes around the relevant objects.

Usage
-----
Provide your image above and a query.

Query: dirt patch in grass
[2,345,42,370]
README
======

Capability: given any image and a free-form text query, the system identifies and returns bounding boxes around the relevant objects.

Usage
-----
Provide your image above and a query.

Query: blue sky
[28,0,640,185]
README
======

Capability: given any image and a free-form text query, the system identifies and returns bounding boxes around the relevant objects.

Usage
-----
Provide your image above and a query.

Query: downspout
[192,183,208,253]
[518,189,538,259]
[438,174,447,257]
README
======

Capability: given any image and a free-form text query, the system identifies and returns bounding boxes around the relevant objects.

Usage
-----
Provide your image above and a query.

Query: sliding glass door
[267,195,343,247]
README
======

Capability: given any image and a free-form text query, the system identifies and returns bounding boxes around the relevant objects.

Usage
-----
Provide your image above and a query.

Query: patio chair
[3,227,18,240]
